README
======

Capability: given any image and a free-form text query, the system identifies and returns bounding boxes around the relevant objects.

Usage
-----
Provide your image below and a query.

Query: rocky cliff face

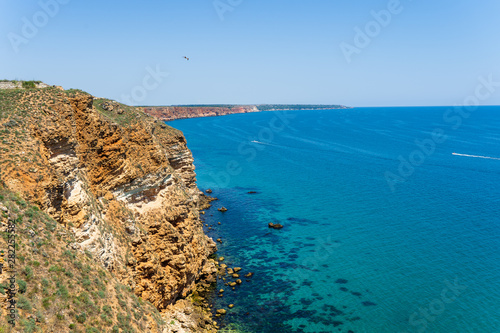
[0,86,218,331]
[143,105,259,121]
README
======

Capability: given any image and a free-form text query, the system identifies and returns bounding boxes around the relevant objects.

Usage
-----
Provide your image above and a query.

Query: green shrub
[81,276,91,289]
[18,279,27,293]
[0,282,8,294]
[63,250,76,260]
[100,313,112,325]
[76,312,87,324]
[35,310,44,323]
[116,312,132,330]
[78,292,90,305]
[20,318,36,333]
[102,305,111,315]
[23,266,33,280]
[42,297,51,309]
[56,283,69,299]
[21,81,36,89]
[49,265,63,273]
[17,295,32,310]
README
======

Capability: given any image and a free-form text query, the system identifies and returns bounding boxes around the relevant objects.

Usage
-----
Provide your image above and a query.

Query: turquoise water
[168,107,500,333]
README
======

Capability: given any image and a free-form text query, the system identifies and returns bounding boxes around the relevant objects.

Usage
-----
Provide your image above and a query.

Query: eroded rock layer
[143,105,259,121]
[0,87,217,331]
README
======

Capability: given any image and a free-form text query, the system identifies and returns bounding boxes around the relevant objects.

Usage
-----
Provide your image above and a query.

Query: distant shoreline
[142,104,351,121]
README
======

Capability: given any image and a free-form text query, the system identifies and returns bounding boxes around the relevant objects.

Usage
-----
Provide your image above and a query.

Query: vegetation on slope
[0,184,165,333]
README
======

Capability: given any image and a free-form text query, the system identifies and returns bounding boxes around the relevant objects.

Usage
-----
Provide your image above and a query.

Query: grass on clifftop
[93,98,148,127]
[93,98,181,139]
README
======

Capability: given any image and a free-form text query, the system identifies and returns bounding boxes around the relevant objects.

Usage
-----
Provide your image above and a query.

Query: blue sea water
[168,107,500,333]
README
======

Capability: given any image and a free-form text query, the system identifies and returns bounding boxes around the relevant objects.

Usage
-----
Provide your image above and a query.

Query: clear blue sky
[1,0,499,106]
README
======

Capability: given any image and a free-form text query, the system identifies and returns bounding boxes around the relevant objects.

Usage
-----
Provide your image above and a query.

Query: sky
[1,0,500,107]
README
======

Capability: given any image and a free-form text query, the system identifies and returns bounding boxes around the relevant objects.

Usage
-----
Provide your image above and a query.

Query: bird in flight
[183,56,189,61]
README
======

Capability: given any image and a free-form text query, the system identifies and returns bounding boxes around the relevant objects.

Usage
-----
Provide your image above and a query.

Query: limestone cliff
[142,104,350,122]
[143,105,259,121]
[0,84,218,332]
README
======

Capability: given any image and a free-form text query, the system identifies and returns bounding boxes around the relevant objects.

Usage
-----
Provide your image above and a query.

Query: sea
[168,106,500,333]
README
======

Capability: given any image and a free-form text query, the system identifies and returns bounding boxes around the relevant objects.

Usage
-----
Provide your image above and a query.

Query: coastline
[143,104,351,122]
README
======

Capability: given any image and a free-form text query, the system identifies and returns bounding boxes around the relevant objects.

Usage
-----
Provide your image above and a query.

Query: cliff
[0,83,218,332]
[142,104,350,121]
[142,105,259,121]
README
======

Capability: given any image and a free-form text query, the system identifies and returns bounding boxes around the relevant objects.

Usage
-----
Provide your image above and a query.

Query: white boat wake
[452,153,500,161]
[251,140,276,146]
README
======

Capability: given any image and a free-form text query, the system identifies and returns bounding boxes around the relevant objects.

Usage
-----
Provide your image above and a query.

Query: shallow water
[169,107,500,333]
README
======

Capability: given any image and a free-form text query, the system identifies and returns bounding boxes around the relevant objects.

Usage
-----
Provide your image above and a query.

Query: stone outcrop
[0,87,218,331]
[0,80,50,89]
